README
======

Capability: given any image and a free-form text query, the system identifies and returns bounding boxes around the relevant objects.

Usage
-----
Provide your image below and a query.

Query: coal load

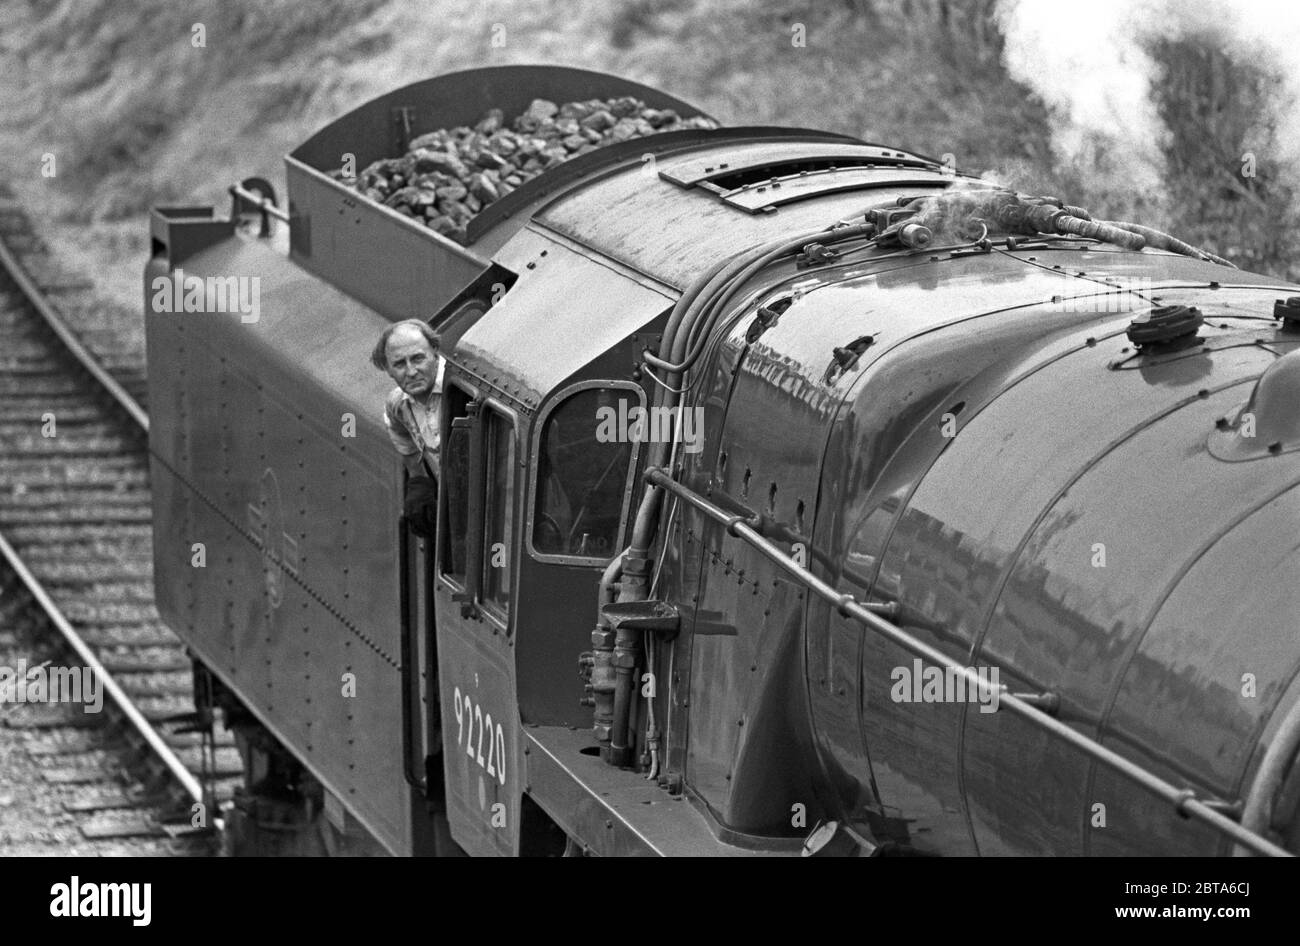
[333,97,718,244]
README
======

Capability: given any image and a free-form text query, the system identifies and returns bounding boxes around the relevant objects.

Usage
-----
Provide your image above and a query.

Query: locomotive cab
[421,226,675,854]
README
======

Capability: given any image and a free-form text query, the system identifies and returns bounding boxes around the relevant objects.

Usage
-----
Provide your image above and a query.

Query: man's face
[385,325,438,399]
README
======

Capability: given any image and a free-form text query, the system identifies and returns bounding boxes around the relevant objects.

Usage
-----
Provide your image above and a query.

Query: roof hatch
[657,140,950,214]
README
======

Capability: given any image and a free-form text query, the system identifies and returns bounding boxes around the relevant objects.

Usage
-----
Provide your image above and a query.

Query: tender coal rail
[0,192,237,854]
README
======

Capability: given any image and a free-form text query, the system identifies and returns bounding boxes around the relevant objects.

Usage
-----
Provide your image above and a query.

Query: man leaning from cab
[372,319,443,538]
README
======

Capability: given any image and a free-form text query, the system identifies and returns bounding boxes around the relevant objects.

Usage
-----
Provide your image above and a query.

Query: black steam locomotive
[144,66,1300,856]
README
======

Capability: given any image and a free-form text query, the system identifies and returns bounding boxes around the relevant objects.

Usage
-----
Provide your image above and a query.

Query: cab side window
[438,387,516,622]
[532,386,641,562]
[440,386,473,585]
[482,407,514,614]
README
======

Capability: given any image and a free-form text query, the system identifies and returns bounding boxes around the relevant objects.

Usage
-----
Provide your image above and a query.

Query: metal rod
[0,527,204,805]
[229,182,289,223]
[0,238,149,433]
[1237,693,1300,855]
[644,467,1291,858]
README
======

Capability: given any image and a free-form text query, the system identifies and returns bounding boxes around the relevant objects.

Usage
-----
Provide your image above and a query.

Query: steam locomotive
[144,65,1300,856]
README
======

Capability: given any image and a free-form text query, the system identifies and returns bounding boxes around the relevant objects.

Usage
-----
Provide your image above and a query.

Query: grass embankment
[0,0,1287,344]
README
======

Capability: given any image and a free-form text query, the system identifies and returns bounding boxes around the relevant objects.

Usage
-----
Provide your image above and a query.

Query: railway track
[0,189,239,855]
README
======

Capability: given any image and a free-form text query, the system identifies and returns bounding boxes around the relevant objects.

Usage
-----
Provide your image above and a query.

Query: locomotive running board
[522,727,799,856]
[641,467,1292,858]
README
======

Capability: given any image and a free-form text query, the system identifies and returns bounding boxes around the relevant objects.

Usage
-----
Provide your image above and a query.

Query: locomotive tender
[144,66,1300,856]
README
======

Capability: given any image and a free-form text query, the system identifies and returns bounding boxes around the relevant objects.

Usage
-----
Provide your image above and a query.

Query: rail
[0,531,204,805]
[0,237,202,807]
[0,237,149,431]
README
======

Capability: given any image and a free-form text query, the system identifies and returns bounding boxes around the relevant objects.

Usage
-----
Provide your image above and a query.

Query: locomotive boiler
[144,65,1300,856]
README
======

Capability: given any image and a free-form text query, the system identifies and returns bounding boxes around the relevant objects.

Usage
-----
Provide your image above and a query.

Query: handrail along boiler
[144,66,1300,856]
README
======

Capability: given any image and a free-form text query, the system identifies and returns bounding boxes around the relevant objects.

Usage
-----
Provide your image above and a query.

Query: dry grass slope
[0,0,1292,328]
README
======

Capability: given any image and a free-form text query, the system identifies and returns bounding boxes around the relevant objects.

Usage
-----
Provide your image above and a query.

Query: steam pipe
[628,224,875,565]
[607,552,650,766]
[1019,204,1146,250]
[1097,220,1236,268]
[599,546,629,606]
[1052,215,1147,250]
[608,650,635,767]
[647,255,734,374]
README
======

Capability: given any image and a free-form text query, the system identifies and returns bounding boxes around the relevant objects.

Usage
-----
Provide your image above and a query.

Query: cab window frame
[525,380,645,567]
[478,397,518,629]
[434,379,519,631]
[435,378,478,595]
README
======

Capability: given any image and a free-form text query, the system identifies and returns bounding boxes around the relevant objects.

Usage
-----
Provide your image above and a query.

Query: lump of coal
[334,96,718,245]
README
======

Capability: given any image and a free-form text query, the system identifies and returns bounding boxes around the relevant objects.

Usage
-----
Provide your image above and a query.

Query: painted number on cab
[453,685,506,785]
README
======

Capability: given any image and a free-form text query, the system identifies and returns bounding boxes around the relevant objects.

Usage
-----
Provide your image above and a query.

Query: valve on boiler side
[581,551,653,767]
[577,652,596,707]
[607,616,643,768]
[580,627,615,752]
[885,221,933,250]
[1275,296,1300,331]
[796,242,841,268]
[1126,304,1205,351]
[583,593,681,770]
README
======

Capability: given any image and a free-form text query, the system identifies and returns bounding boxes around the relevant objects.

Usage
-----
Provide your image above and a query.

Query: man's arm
[383,393,427,478]
[383,391,438,536]
[401,452,426,479]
